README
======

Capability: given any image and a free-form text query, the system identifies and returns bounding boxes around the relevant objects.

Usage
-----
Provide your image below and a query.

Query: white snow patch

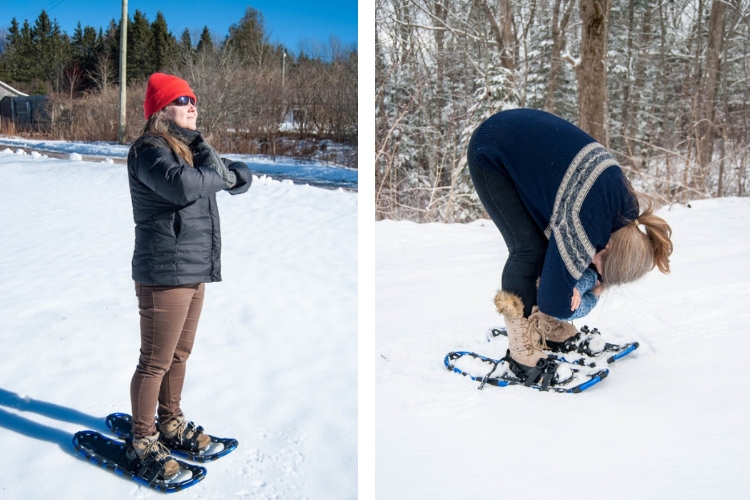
[68,152,83,161]
[554,363,573,383]
[587,332,606,353]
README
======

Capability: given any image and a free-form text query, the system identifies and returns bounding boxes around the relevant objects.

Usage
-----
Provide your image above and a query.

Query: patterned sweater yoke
[545,142,621,280]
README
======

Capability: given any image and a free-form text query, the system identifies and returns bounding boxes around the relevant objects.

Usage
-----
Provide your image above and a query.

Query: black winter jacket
[127,132,252,286]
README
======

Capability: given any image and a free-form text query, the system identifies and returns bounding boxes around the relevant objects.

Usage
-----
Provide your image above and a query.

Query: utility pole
[118,0,128,144]
[282,50,286,89]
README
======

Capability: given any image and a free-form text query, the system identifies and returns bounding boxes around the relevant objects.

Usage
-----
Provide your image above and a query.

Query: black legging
[467,131,548,318]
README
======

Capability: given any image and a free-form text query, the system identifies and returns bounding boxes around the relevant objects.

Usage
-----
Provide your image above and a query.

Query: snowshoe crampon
[72,430,206,493]
[106,413,238,462]
[486,325,639,366]
[444,351,608,393]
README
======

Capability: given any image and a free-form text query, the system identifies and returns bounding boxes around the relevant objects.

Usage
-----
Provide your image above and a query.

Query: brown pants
[130,282,205,438]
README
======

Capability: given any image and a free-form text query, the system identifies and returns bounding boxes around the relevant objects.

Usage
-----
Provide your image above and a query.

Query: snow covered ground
[0,136,358,190]
[376,198,750,499]
[0,148,357,499]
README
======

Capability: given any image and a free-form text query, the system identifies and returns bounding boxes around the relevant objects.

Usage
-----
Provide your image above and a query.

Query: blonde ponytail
[637,203,673,274]
[600,191,673,286]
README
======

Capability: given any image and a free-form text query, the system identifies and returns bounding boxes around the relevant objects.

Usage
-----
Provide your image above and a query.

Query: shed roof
[0,81,29,98]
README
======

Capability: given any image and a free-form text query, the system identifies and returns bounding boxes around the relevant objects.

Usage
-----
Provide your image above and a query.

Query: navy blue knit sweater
[471,108,639,319]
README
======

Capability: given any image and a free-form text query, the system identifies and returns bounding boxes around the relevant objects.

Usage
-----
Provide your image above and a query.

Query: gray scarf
[168,121,236,189]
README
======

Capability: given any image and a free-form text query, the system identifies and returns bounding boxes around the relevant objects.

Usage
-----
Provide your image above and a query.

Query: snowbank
[0,135,357,190]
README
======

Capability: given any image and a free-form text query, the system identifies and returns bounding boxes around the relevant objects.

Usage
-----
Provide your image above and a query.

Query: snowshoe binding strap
[162,420,206,452]
[543,332,581,353]
[136,452,176,484]
[477,360,500,390]
[503,352,560,392]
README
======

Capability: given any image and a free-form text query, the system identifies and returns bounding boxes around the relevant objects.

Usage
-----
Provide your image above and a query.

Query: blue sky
[2,0,358,54]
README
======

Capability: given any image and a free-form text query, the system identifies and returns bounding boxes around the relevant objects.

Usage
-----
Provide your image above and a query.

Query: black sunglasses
[172,96,196,106]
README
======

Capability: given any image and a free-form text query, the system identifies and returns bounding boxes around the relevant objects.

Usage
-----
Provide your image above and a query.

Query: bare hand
[592,281,603,297]
[571,287,581,311]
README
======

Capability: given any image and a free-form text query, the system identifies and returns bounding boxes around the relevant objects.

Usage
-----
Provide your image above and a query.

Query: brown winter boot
[494,291,574,389]
[493,291,547,368]
[529,306,606,355]
[158,415,211,453]
[127,432,180,480]
[530,306,578,343]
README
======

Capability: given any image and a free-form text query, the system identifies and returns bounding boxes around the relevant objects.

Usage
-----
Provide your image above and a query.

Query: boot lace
[143,438,172,461]
[528,313,549,350]
[163,418,206,451]
[508,316,546,354]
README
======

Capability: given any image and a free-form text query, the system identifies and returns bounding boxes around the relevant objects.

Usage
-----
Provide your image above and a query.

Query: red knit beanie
[143,73,197,119]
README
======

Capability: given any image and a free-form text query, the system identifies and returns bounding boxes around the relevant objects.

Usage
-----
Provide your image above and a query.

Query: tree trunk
[577,0,611,143]
[480,0,515,72]
[545,0,574,113]
[619,0,637,162]
[695,0,727,189]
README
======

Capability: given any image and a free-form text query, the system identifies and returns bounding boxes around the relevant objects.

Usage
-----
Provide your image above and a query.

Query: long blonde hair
[600,190,673,286]
[140,110,194,166]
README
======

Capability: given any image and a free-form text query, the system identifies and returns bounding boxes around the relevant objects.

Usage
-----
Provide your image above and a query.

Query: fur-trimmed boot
[529,306,605,355]
[158,415,211,453]
[494,291,573,388]
[493,291,546,367]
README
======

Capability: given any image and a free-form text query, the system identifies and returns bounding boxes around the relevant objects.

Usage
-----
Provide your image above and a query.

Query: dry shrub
[0,119,18,136]
[23,77,357,169]
[46,83,148,142]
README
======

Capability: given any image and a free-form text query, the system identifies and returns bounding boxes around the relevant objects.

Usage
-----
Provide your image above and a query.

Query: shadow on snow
[0,387,107,457]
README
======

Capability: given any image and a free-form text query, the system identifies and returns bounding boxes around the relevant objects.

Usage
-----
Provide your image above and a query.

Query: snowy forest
[0,8,357,159]
[375,0,750,221]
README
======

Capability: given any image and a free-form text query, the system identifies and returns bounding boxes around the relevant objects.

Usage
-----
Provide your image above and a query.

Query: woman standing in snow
[467,108,672,388]
[126,73,252,479]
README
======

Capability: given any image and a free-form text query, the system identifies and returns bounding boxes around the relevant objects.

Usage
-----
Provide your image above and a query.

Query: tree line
[376,0,750,221]
[0,8,357,163]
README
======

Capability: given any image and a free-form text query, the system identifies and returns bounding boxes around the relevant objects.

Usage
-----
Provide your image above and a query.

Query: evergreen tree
[150,11,177,72]
[226,7,278,67]
[127,10,153,83]
[71,22,101,85]
[48,19,72,93]
[31,11,55,84]
[196,26,214,54]
[16,20,35,82]
[0,18,26,81]
[103,19,121,81]
[178,28,193,60]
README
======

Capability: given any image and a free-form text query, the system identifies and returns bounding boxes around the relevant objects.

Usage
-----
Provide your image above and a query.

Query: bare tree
[577,0,611,144]
[64,63,84,98]
[694,0,728,190]
[87,52,116,92]
[545,0,575,113]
